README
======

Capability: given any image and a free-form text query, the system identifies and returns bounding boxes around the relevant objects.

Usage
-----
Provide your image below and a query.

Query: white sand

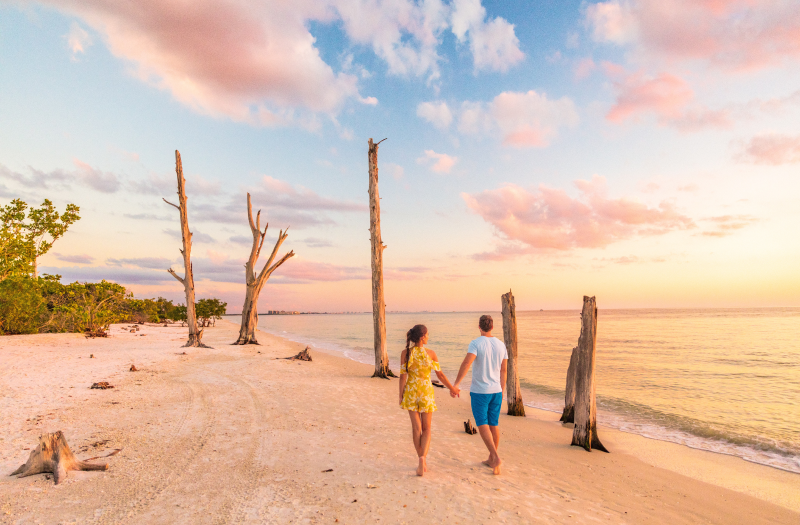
[0,319,798,524]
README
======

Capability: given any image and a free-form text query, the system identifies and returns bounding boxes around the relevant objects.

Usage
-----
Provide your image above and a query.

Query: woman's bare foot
[490,457,503,475]
[416,458,425,476]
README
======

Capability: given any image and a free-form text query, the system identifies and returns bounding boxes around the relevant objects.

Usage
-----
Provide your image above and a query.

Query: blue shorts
[470,392,502,427]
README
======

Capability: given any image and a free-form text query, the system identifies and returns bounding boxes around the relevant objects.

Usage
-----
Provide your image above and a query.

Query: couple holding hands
[398,315,508,476]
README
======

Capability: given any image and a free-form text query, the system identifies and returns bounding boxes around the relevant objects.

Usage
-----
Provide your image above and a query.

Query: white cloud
[417,150,457,173]
[383,162,405,180]
[65,22,92,57]
[416,101,453,129]
[451,0,524,72]
[585,1,637,44]
[450,90,579,147]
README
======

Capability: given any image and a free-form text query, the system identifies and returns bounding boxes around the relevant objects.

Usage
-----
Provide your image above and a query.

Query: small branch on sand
[277,347,312,361]
[10,431,109,485]
[90,382,114,389]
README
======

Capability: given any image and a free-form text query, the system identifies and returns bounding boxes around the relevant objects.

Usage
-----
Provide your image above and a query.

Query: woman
[399,324,459,476]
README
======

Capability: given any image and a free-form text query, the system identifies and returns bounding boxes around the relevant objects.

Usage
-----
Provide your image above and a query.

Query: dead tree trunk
[10,431,108,485]
[234,193,294,345]
[571,296,608,452]
[164,150,208,348]
[368,138,394,379]
[560,346,579,423]
[501,290,525,416]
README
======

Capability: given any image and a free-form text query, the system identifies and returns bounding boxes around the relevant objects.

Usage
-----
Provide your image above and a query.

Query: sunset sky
[1,0,799,312]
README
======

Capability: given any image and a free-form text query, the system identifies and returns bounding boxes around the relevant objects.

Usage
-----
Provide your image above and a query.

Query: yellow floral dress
[400,346,441,413]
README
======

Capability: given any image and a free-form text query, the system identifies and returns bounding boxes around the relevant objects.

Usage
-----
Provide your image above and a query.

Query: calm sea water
[254,309,800,474]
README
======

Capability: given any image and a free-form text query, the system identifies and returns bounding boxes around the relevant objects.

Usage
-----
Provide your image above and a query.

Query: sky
[1,0,799,313]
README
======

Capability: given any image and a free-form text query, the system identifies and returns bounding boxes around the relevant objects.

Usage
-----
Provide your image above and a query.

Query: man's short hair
[479,315,493,332]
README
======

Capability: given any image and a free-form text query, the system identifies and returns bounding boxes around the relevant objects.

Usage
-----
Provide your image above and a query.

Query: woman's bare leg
[408,411,422,457]
[418,412,433,473]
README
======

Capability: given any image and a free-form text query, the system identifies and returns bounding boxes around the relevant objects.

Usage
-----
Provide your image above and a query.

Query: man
[452,314,508,475]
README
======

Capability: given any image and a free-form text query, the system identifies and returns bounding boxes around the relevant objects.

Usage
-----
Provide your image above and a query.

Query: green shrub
[0,276,46,334]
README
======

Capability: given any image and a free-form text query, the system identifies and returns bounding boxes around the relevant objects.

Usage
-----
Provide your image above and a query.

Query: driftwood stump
[368,138,395,379]
[570,296,608,452]
[560,346,579,423]
[10,431,108,484]
[501,290,525,416]
[464,419,478,435]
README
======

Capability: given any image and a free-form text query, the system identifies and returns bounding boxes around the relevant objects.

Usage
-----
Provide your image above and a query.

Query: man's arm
[453,353,476,389]
[500,359,508,395]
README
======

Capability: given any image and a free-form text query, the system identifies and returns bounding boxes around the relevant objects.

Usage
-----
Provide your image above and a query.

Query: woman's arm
[427,349,459,397]
[398,349,408,404]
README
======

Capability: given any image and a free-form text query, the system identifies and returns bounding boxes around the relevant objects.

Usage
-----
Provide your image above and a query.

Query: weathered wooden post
[164,150,208,348]
[368,138,394,378]
[571,296,608,452]
[501,290,525,416]
[560,346,579,423]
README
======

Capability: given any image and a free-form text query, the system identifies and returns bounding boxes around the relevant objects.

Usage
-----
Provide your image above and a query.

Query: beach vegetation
[196,298,227,327]
[0,198,80,279]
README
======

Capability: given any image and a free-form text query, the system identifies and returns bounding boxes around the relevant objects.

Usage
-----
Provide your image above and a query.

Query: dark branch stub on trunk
[501,290,525,416]
[570,296,608,453]
[368,138,395,379]
[165,150,209,348]
[10,431,109,485]
[233,193,294,345]
[560,346,579,423]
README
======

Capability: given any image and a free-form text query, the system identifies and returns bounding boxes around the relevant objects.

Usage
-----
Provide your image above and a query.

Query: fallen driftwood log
[464,419,478,435]
[90,382,114,389]
[278,347,312,361]
[10,431,109,484]
[431,380,445,389]
[85,330,108,338]
[129,365,138,372]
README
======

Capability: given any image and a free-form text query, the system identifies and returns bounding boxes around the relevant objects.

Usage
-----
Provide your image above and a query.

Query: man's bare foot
[423,458,428,472]
[416,459,425,476]
[481,459,491,467]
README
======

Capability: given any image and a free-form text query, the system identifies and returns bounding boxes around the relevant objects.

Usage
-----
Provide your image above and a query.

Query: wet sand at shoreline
[0,319,798,524]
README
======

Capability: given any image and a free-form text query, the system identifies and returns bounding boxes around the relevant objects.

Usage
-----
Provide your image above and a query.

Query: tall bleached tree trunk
[501,290,525,416]
[571,296,608,452]
[164,150,208,348]
[234,193,295,345]
[560,346,579,423]
[368,138,394,379]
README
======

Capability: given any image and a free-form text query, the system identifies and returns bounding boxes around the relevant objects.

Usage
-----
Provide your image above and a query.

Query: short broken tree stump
[10,431,109,485]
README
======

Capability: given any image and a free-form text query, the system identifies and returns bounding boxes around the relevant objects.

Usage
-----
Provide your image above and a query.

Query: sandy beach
[0,320,798,524]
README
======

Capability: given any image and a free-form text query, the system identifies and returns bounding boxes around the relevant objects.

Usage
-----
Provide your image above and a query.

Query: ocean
[255,308,800,474]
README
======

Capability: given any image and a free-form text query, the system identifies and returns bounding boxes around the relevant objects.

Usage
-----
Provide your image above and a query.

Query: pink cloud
[462,175,695,251]
[701,215,759,237]
[491,91,579,148]
[606,69,732,130]
[417,150,457,174]
[736,133,800,165]
[574,57,596,80]
[587,1,800,72]
[277,260,367,283]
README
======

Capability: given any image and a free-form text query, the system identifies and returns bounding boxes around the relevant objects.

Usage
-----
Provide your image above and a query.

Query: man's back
[468,336,508,394]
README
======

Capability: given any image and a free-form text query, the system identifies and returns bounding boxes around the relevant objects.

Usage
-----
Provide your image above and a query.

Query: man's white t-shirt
[467,336,508,394]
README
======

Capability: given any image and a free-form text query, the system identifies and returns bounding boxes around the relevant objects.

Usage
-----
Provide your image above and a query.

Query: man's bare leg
[477,424,502,475]
[482,426,500,466]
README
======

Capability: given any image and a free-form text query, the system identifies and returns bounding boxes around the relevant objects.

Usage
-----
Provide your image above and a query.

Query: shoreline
[0,319,798,523]
[253,318,800,477]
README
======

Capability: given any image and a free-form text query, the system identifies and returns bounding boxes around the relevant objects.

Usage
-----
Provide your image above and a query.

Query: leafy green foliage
[196,298,227,327]
[0,199,80,279]
[168,304,187,325]
[0,276,47,334]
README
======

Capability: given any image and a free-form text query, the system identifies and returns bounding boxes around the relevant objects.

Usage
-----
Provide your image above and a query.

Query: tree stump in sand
[570,296,608,452]
[464,419,478,435]
[560,346,579,423]
[10,431,108,484]
[501,290,525,416]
